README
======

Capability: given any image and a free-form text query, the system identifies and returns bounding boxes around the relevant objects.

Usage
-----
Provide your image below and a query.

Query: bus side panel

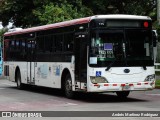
[0,49,2,76]
[3,62,10,80]
[3,62,15,82]
[7,62,28,83]
[35,62,55,87]
[8,63,15,82]
[19,62,28,84]
[34,62,74,89]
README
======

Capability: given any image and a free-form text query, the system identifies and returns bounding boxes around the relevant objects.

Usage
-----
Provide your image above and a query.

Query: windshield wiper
[143,66,147,70]
[105,59,116,71]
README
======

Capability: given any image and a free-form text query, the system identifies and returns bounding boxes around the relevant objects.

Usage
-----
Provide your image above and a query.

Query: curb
[155,86,160,89]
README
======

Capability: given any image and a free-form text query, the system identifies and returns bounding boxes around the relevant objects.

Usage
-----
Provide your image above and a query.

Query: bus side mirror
[152,31,157,47]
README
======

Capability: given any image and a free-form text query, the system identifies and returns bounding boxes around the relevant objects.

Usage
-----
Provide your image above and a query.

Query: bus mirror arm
[153,37,157,47]
[152,31,157,47]
[105,59,116,71]
[143,66,147,70]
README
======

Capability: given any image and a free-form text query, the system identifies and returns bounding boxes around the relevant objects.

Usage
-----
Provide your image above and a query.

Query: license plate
[123,85,130,90]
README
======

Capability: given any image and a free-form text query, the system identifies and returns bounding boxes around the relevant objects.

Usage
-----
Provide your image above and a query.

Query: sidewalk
[0,75,6,79]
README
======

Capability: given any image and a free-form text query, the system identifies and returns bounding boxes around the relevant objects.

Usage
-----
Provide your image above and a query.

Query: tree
[0,0,92,27]
[33,1,92,25]
[0,0,157,27]
[0,27,8,45]
[83,0,156,20]
[0,0,39,27]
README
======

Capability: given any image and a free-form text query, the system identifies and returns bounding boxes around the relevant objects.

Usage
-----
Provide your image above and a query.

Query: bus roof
[91,14,151,20]
[4,14,151,37]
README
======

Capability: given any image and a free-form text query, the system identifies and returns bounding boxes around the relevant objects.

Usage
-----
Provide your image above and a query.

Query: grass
[155,79,160,87]
[155,71,160,88]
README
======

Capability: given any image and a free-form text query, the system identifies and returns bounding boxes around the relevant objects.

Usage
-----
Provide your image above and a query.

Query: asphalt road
[0,78,160,120]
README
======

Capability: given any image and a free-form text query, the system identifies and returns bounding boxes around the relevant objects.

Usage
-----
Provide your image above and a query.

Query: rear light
[144,22,148,28]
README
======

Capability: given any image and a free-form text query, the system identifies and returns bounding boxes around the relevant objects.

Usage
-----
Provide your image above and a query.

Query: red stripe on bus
[137,83,141,85]
[104,84,109,86]
[144,82,148,85]
[129,84,134,86]
[94,84,99,86]
[113,84,117,86]
[121,84,125,87]
[4,17,91,36]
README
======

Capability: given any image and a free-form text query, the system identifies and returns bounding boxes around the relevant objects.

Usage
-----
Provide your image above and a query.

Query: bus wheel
[64,74,74,98]
[16,71,24,89]
[116,91,130,98]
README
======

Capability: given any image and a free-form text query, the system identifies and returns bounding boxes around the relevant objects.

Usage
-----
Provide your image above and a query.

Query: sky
[0,22,13,29]
[0,22,3,29]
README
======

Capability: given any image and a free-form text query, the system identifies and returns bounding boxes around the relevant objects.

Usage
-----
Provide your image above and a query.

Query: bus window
[37,36,45,52]
[45,35,53,53]
[55,34,63,52]
[64,33,74,52]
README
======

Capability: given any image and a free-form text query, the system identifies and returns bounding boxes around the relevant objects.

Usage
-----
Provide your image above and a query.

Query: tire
[64,74,75,98]
[116,91,130,98]
[16,71,24,89]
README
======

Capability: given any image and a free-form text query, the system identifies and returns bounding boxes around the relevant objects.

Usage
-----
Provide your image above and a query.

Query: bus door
[75,32,88,88]
[27,39,36,85]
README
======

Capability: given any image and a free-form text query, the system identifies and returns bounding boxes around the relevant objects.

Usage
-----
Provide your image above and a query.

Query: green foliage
[0,28,8,37]
[33,1,92,25]
[83,0,156,20]
[0,28,8,44]
[0,0,41,27]
[0,0,93,27]
[156,71,160,76]
[155,80,160,87]
[0,0,157,27]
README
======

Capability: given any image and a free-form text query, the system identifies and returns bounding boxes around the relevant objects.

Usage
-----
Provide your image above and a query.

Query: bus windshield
[89,29,153,67]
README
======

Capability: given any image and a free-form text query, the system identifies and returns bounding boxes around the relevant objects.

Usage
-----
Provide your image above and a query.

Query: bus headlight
[144,74,155,81]
[90,76,108,84]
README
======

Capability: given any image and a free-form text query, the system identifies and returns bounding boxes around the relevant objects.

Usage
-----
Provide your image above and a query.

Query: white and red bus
[3,15,156,98]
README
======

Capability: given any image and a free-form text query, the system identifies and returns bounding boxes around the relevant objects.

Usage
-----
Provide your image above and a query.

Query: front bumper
[87,81,155,92]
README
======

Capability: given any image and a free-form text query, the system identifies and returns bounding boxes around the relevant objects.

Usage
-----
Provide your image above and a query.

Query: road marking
[1,83,16,86]
[65,103,78,106]
[0,88,5,90]
[147,94,160,96]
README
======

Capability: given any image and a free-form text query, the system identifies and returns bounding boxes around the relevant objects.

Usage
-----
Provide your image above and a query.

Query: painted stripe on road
[147,94,160,96]
[0,88,5,89]
[0,101,79,111]
[1,83,16,86]
[65,103,78,106]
